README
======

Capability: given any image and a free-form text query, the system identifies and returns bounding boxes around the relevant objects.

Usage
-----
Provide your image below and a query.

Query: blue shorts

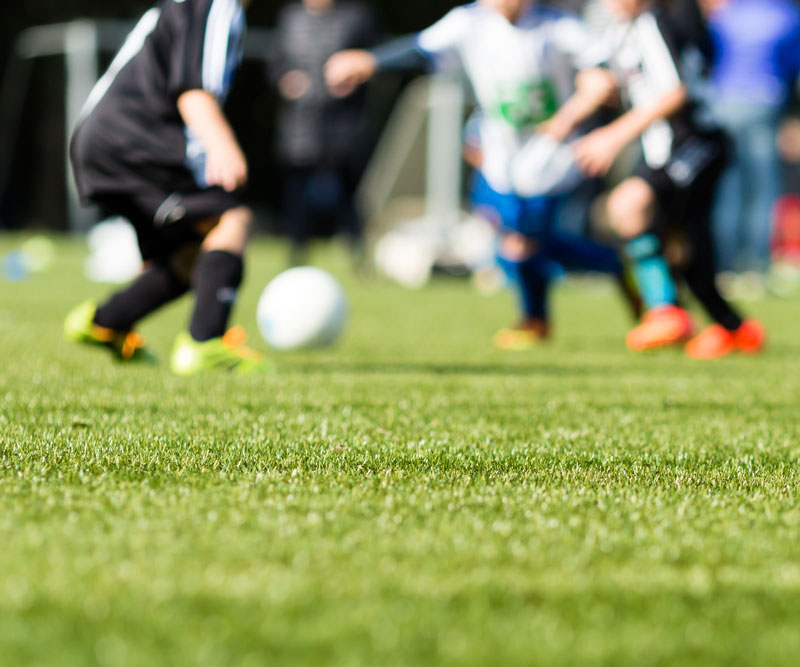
[470,172,559,237]
[470,171,621,277]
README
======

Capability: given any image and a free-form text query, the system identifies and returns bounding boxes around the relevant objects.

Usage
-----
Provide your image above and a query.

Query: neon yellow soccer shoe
[64,300,155,363]
[492,319,550,351]
[170,327,275,376]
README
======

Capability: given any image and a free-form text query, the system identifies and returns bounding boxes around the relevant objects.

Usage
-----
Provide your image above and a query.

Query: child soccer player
[65,0,270,375]
[551,0,766,358]
[326,0,636,349]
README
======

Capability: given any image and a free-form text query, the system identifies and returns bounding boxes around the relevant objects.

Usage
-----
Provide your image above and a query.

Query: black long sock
[189,250,244,342]
[684,201,744,332]
[94,263,189,331]
[684,247,743,332]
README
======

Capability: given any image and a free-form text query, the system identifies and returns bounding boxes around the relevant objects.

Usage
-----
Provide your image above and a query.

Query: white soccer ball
[257,267,347,350]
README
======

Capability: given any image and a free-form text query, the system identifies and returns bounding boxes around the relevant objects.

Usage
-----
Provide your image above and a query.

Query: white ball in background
[257,267,348,351]
[374,229,437,289]
[85,218,143,284]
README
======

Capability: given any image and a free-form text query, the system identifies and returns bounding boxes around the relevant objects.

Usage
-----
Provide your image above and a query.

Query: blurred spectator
[705,0,800,279]
[272,0,377,265]
[772,116,800,291]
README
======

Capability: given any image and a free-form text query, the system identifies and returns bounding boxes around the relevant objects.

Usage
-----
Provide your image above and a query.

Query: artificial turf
[1,236,799,666]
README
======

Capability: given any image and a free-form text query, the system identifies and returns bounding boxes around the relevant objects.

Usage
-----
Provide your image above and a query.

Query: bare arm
[177,90,247,192]
[539,68,618,141]
[325,35,431,98]
[325,50,379,98]
[573,84,689,177]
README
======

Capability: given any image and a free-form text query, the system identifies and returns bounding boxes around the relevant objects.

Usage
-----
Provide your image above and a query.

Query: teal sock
[624,235,678,311]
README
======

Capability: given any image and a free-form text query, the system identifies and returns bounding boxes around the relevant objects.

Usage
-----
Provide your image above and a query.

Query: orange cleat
[734,319,767,355]
[626,305,694,352]
[685,324,736,359]
[685,319,767,360]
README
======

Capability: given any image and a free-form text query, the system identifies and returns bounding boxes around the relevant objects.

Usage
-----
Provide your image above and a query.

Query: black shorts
[92,187,243,263]
[633,130,729,230]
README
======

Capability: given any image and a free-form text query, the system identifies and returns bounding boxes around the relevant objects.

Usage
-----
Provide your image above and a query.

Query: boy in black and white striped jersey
[65,0,271,375]
[546,0,766,359]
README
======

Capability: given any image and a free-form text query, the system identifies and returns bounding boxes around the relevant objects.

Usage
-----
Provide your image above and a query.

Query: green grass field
[1,236,799,667]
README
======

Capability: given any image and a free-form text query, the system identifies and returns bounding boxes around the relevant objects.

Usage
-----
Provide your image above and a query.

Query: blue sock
[624,235,678,311]
[497,252,550,321]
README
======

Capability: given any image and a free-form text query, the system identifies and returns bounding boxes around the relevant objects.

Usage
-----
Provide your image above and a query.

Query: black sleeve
[370,35,431,73]
[165,0,210,96]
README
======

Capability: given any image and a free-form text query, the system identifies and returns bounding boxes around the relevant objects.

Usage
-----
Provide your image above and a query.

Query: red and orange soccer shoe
[685,319,767,360]
[684,324,736,360]
[625,305,694,352]
[734,319,767,355]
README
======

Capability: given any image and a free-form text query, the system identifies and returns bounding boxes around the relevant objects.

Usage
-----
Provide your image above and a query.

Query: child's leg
[608,177,679,311]
[683,189,767,359]
[87,195,192,332]
[189,206,253,342]
[169,205,273,375]
[93,260,191,332]
[542,229,643,321]
[684,191,744,332]
[607,177,693,350]
[496,232,551,325]
[543,231,621,275]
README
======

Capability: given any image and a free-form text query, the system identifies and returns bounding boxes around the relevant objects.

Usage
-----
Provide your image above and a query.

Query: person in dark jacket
[272,0,377,265]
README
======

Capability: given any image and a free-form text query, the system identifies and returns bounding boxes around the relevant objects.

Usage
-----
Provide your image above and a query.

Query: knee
[201,206,254,254]
[607,178,655,239]
[499,233,540,263]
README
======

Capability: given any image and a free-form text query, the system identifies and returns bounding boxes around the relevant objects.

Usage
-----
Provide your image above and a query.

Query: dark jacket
[272,1,377,167]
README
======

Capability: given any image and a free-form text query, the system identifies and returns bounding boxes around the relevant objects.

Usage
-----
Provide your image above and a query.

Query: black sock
[684,221,744,332]
[189,250,244,342]
[684,260,743,331]
[94,263,189,331]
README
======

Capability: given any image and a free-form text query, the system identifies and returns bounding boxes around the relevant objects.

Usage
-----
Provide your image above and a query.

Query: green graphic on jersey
[494,80,559,129]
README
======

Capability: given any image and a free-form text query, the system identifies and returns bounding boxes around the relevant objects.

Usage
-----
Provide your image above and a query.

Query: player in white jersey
[326,0,639,348]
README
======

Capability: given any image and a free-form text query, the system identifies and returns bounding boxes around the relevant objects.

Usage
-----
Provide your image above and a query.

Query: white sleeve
[202,0,245,100]
[550,14,611,70]
[635,12,683,95]
[416,8,472,57]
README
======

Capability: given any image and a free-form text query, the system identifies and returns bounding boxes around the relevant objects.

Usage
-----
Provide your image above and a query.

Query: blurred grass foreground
[1,236,800,666]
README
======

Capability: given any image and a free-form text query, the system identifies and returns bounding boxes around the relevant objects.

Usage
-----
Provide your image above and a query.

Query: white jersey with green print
[416,2,607,196]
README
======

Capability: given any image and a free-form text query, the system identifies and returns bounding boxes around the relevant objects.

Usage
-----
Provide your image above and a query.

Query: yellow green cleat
[492,319,550,351]
[64,300,156,363]
[169,328,275,376]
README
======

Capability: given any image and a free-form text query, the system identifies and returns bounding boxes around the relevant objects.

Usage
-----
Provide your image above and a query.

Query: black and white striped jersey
[605,7,715,170]
[71,0,246,201]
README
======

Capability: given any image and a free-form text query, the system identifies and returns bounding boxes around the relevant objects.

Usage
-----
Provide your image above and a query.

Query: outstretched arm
[325,50,380,99]
[178,90,247,192]
[325,36,432,98]
[326,7,469,98]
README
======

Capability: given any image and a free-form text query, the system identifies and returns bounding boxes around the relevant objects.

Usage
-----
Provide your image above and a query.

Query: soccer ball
[256,267,347,350]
